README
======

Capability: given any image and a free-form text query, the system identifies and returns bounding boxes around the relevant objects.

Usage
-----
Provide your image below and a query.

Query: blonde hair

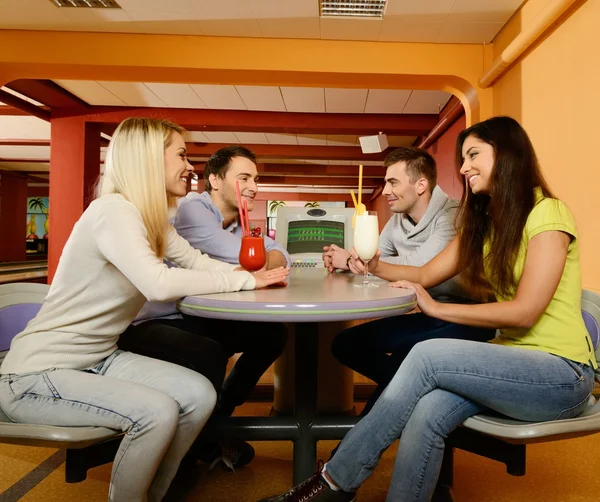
[97,117,185,258]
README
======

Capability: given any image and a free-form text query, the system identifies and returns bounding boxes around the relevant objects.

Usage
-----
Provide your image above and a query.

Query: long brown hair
[456,116,554,297]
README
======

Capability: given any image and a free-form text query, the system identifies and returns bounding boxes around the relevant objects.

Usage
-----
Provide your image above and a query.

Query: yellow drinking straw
[358,164,363,210]
[350,190,358,228]
[356,164,366,215]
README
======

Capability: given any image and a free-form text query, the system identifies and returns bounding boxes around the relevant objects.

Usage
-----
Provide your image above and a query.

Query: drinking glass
[239,236,267,272]
[353,211,379,288]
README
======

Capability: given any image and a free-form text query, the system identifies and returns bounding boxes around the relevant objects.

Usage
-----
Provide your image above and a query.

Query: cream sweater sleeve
[93,199,256,302]
[164,226,240,272]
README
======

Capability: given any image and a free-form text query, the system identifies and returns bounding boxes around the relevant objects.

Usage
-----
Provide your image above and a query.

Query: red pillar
[49,117,101,282]
[0,171,28,262]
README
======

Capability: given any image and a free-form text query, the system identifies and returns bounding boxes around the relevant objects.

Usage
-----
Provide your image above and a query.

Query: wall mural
[26,197,49,254]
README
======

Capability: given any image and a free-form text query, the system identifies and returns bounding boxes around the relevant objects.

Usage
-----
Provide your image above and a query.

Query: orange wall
[491,0,600,293]
[427,115,465,200]
[370,194,392,232]
[249,199,267,233]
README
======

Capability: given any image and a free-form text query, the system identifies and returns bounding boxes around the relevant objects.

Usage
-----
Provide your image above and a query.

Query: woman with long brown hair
[260,116,596,502]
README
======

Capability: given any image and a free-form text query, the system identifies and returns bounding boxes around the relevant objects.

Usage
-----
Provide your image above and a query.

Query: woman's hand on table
[390,280,438,317]
[348,248,381,275]
[252,267,290,289]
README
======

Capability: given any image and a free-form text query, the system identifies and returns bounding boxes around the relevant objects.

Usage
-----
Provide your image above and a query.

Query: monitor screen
[275,207,355,267]
[286,220,345,254]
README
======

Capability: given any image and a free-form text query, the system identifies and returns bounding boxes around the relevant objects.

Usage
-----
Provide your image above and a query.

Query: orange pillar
[48,117,101,282]
[0,171,28,262]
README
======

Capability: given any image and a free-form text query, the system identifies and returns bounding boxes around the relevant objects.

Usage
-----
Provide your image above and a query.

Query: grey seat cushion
[462,396,600,443]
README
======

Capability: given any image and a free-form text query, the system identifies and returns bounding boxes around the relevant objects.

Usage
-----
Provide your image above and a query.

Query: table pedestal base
[213,321,359,483]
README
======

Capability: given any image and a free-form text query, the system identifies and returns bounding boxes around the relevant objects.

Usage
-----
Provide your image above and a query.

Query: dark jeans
[331,313,495,417]
[119,316,287,416]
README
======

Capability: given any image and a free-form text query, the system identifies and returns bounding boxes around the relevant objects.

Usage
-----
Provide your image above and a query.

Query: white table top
[177,268,417,322]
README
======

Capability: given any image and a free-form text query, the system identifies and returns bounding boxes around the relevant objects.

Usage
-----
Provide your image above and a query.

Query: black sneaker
[207,440,256,472]
[258,470,355,501]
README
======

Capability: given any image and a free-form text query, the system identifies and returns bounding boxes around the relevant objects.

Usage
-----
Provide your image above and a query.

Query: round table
[177,268,416,482]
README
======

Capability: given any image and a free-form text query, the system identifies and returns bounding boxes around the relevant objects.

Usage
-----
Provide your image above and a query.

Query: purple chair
[435,290,600,500]
[0,283,122,483]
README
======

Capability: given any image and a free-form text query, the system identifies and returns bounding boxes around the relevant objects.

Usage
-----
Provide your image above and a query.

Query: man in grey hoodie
[324,147,494,426]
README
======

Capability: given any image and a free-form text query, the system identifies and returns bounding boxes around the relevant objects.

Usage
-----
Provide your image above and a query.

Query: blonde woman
[0,117,289,502]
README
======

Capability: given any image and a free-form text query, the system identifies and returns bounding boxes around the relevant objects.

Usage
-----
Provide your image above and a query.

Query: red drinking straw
[243,198,250,237]
[235,181,247,237]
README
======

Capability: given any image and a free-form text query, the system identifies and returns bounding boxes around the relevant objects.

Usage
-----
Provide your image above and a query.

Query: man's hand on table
[322,244,352,273]
[348,248,382,276]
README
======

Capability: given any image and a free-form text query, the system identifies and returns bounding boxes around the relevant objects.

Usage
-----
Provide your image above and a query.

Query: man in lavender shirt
[119,146,289,471]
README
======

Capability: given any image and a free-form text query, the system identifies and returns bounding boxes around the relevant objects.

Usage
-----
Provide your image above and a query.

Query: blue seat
[436,289,600,500]
[0,283,122,483]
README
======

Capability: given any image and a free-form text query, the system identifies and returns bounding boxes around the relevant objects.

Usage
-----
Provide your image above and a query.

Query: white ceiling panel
[121,19,204,35]
[118,0,190,12]
[403,91,451,114]
[144,83,206,108]
[265,134,298,145]
[0,146,50,159]
[235,86,286,112]
[325,88,368,113]
[188,0,257,20]
[436,21,505,44]
[53,80,125,106]
[189,85,247,110]
[326,135,357,146]
[251,0,318,18]
[385,0,455,21]
[320,17,383,41]
[0,116,50,140]
[0,0,70,26]
[379,18,444,43]
[19,117,51,139]
[97,82,165,107]
[451,0,524,23]
[202,132,240,143]
[234,132,270,144]
[185,132,210,143]
[297,135,327,146]
[281,87,325,113]
[63,6,132,23]
[364,89,412,114]
[0,0,524,43]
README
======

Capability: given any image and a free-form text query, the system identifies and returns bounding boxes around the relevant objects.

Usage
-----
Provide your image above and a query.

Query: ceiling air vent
[320,0,388,18]
[49,0,121,7]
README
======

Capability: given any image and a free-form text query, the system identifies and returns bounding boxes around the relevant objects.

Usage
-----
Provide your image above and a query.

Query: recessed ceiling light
[49,0,121,8]
[320,0,388,18]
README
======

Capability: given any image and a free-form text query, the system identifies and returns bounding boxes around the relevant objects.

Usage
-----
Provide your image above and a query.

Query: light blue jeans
[326,339,595,501]
[0,350,217,502]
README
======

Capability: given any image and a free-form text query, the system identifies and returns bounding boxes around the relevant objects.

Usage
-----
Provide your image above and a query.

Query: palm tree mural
[27,198,48,239]
[304,201,320,208]
[268,200,286,216]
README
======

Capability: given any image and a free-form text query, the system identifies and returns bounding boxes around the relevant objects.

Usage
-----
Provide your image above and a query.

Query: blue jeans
[326,339,594,501]
[332,313,495,415]
[0,350,217,502]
